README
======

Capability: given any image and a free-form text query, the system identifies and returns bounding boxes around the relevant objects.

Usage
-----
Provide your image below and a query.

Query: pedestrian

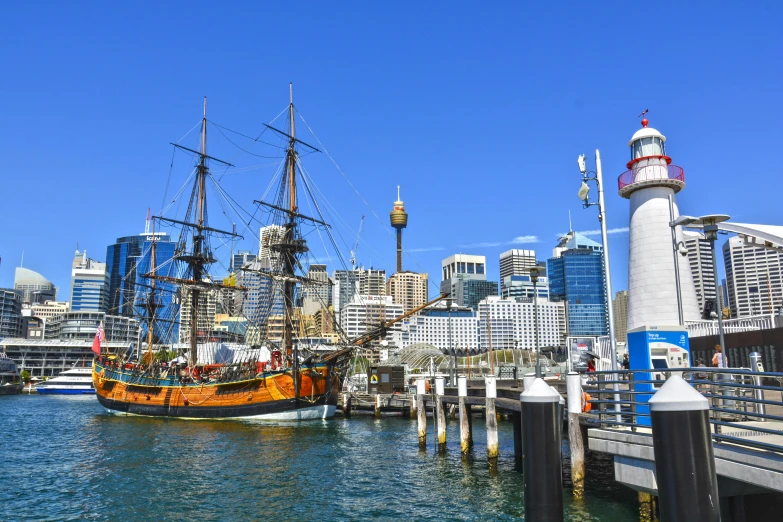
[586,356,596,373]
[711,344,734,407]
[711,344,726,369]
[621,353,630,380]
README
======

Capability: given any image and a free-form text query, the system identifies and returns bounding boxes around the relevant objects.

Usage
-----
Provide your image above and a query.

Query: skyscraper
[230,250,257,272]
[723,236,783,317]
[477,296,566,352]
[236,258,284,343]
[499,250,538,285]
[106,230,174,317]
[358,268,386,296]
[259,225,285,262]
[302,264,331,315]
[332,269,359,316]
[613,290,629,343]
[440,254,498,310]
[684,233,717,318]
[134,237,180,344]
[0,289,23,338]
[70,250,109,312]
[387,271,428,313]
[14,267,56,304]
[547,231,608,337]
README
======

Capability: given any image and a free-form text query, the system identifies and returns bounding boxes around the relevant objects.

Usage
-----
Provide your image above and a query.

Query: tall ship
[0,352,23,395]
[93,88,353,419]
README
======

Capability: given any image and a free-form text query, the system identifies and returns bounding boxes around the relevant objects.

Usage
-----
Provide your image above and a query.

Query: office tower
[259,225,285,262]
[133,237,180,344]
[387,271,428,313]
[501,274,549,301]
[331,270,359,316]
[723,236,783,317]
[358,268,387,296]
[683,233,717,318]
[106,229,174,317]
[14,267,56,304]
[70,250,109,312]
[499,249,538,286]
[477,296,566,352]
[236,258,284,343]
[0,289,24,338]
[399,301,478,353]
[339,294,404,344]
[547,231,608,337]
[302,264,331,315]
[613,290,629,343]
[440,254,498,310]
[230,250,257,272]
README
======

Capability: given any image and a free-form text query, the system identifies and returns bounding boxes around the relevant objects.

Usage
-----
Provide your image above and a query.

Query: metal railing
[617,164,684,191]
[686,314,777,337]
[583,368,783,454]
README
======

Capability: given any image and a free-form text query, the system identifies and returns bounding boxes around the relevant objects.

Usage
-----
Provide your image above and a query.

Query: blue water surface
[0,395,638,521]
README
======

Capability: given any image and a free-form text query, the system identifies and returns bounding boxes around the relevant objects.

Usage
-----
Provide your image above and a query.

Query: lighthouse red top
[639,108,649,128]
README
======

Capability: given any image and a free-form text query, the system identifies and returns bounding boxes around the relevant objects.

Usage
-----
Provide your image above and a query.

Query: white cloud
[459,235,539,249]
[557,227,629,237]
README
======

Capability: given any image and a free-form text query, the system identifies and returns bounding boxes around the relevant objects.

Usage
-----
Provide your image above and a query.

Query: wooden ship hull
[92,359,338,420]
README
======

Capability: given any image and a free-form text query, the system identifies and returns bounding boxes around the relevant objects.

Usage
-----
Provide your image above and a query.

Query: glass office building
[106,232,174,318]
[133,239,180,344]
[547,232,608,337]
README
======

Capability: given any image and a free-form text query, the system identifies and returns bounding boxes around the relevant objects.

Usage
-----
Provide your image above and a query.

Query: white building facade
[723,235,783,317]
[399,302,478,354]
[477,296,566,352]
[338,295,404,343]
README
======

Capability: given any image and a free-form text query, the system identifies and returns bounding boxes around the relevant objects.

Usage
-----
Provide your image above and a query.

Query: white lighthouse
[620,115,700,331]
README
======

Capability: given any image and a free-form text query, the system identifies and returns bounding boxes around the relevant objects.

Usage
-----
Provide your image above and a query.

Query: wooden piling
[485,376,499,460]
[458,376,472,456]
[416,379,427,449]
[409,394,417,419]
[374,393,382,418]
[567,372,585,499]
[435,377,447,450]
[342,393,352,419]
[639,492,654,522]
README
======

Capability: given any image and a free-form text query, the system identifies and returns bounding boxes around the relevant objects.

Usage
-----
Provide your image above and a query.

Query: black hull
[0,385,23,395]
[96,393,337,419]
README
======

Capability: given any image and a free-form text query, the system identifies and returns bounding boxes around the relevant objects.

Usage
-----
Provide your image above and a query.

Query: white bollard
[566,372,585,499]
[485,375,498,459]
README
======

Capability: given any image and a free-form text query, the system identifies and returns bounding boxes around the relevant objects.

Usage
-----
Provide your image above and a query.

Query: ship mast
[146,221,157,363]
[189,97,208,366]
[283,83,299,397]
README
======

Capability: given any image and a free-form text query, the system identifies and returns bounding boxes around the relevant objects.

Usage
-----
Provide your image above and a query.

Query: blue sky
[2,2,782,299]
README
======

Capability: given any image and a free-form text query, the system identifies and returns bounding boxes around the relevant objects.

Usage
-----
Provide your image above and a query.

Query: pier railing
[583,368,783,454]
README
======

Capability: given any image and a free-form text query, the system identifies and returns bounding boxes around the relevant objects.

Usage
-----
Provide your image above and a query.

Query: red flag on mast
[91,321,105,355]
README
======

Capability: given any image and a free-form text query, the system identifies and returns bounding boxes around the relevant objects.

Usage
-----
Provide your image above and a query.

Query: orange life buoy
[582,392,592,413]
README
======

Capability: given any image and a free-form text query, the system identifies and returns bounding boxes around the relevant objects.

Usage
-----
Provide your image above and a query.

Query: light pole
[578,150,620,422]
[668,195,687,325]
[529,267,543,378]
[677,214,730,362]
[447,298,456,386]
[698,215,730,364]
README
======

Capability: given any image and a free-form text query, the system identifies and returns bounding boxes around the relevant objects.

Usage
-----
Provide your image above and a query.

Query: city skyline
[2,3,781,307]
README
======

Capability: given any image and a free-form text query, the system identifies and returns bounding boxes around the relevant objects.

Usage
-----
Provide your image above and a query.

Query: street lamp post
[447,298,456,386]
[578,150,620,422]
[668,195,685,325]
[529,267,543,378]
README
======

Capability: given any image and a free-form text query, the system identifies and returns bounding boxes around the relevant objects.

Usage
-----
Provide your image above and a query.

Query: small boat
[0,353,23,395]
[36,368,95,395]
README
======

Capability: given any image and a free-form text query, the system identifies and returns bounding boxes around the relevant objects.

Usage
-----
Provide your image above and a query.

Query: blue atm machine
[627,325,691,426]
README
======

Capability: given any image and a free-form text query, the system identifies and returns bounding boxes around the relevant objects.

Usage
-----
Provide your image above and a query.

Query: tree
[20,370,30,383]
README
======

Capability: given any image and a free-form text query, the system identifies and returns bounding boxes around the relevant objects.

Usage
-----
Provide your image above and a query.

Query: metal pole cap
[520,377,562,403]
[649,374,709,412]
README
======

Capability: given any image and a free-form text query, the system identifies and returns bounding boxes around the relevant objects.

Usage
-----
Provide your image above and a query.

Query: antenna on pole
[145,208,151,235]
[568,210,572,233]
[20,251,24,268]
[397,185,400,201]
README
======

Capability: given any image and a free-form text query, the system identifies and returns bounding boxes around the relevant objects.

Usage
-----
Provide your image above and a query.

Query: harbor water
[1,395,639,521]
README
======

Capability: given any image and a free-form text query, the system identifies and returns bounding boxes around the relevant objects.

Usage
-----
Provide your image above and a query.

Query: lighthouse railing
[617,164,684,191]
